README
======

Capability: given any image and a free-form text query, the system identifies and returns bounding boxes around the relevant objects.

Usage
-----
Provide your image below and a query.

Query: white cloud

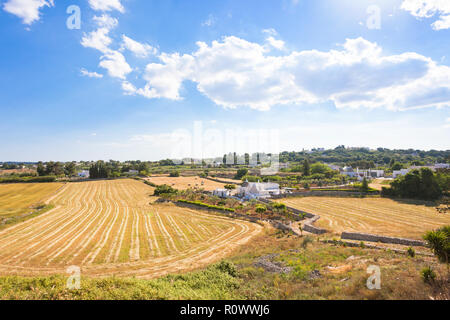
[265,36,285,50]
[201,14,216,27]
[81,27,113,53]
[93,14,118,29]
[3,0,54,25]
[88,0,124,13]
[99,50,132,79]
[80,68,103,78]
[401,0,450,30]
[121,35,157,58]
[123,36,450,111]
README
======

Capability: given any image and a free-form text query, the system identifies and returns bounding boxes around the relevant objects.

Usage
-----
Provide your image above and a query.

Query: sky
[0,0,449,162]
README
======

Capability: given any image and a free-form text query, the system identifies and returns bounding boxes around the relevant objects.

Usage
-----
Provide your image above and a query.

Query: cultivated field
[145,176,232,191]
[0,183,63,218]
[280,197,450,239]
[0,179,261,278]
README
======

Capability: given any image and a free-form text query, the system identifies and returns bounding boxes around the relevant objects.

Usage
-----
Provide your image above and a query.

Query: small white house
[340,166,357,178]
[393,169,410,178]
[433,163,450,170]
[213,189,231,198]
[78,170,90,178]
[238,182,280,199]
[128,170,139,175]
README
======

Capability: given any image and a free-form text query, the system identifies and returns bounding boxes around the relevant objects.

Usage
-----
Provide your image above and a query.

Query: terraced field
[0,179,261,278]
[0,183,63,217]
[281,197,450,239]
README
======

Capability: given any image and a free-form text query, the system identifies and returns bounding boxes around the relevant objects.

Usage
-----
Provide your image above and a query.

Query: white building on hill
[238,182,280,199]
[78,170,90,178]
[213,189,231,198]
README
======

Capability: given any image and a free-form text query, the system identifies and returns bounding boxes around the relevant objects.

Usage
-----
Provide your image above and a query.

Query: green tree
[255,205,267,220]
[64,162,77,177]
[303,159,311,177]
[361,177,370,193]
[235,168,248,180]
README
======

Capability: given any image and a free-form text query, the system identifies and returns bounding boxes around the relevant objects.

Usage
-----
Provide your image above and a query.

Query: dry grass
[0,183,63,217]
[145,176,230,191]
[369,178,392,191]
[280,197,450,239]
[0,179,261,279]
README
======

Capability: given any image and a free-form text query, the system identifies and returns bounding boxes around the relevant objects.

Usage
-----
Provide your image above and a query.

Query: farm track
[0,179,261,278]
[281,197,450,239]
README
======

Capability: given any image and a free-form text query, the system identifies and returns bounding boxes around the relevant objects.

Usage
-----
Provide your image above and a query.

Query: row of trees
[382,168,445,200]
[37,161,77,177]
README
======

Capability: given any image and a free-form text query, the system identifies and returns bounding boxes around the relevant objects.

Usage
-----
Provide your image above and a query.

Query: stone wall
[341,232,427,247]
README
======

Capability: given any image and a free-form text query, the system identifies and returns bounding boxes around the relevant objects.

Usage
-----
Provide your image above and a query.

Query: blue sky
[0,0,449,161]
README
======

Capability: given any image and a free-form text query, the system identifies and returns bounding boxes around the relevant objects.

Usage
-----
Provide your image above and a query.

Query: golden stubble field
[0,179,261,278]
[145,176,236,191]
[0,183,64,217]
[280,197,450,239]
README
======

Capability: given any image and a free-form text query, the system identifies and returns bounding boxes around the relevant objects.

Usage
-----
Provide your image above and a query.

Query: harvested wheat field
[0,183,63,217]
[280,197,450,239]
[145,176,231,191]
[0,179,261,278]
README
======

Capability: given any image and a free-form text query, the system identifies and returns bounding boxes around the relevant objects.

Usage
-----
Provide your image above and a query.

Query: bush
[169,171,180,177]
[407,247,415,258]
[154,184,178,196]
[0,176,56,184]
[215,261,238,277]
[301,236,314,249]
[423,226,450,263]
[421,267,436,284]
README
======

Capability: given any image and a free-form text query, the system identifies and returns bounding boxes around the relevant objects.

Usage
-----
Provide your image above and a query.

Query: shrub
[0,176,56,184]
[154,184,178,196]
[301,236,313,249]
[421,267,436,284]
[169,171,180,177]
[215,261,238,277]
[423,226,450,263]
[407,247,416,258]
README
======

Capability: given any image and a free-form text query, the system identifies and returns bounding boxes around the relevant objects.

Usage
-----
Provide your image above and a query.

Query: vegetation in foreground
[0,229,448,300]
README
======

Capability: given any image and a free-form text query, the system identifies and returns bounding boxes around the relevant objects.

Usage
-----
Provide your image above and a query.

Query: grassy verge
[0,204,55,231]
[0,229,447,300]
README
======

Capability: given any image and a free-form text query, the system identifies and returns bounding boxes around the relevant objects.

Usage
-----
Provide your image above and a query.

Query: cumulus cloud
[401,0,450,30]
[80,68,103,78]
[81,27,113,53]
[93,14,118,29]
[122,36,450,111]
[88,0,124,13]
[121,35,157,58]
[99,50,132,79]
[3,0,54,25]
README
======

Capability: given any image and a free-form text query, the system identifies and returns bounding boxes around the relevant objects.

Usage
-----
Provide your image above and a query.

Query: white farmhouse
[238,182,280,200]
[213,189,231,198]
[78,170,90,178]
[393,169,410,178]
[340,166,357,178]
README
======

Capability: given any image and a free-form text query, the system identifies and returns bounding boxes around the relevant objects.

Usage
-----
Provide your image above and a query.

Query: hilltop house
[212,189,231,198]
[238,182,281,200]
[78,170,90,178]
